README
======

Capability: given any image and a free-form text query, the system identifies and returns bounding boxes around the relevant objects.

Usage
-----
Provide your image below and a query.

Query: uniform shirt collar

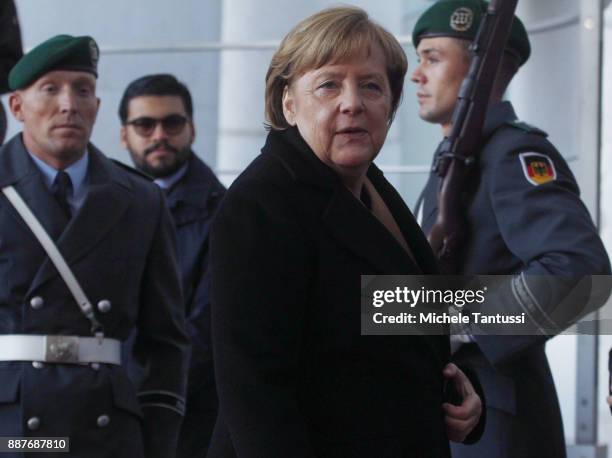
[28,149,89,194]
[153,162,189,191]
[481,101,517,139]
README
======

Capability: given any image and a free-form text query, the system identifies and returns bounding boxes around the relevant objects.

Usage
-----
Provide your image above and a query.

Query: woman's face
[282,44,392,179]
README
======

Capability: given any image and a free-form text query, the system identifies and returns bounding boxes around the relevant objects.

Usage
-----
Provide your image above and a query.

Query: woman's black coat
[208,127,464,458]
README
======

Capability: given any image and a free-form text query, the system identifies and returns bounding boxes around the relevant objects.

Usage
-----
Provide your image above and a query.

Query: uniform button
[32,361,44,369]
[90,363,100,371]
[97,414,110,427]
[27,417,40,431]
[30,296,44,309]
[97,300,111,314]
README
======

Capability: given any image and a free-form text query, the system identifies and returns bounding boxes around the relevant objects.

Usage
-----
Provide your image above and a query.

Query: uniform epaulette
[505,120,548,137]
[110,159,153,181]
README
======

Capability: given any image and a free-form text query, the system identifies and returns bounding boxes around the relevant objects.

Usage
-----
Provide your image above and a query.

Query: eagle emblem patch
[519,152,556,185]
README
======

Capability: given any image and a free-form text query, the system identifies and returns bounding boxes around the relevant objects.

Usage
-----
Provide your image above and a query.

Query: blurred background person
[0,0,22,144]
[119,73,225,458]
[208,7,483,458]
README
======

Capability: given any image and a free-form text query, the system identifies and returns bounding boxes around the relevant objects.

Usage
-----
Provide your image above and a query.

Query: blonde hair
[265,6,407,130]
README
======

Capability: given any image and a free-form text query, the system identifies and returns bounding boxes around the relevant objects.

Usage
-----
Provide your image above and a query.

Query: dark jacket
[168,154,225,458]
[0,0,22,144]
[0,0,21,94]
[416,102,611,458]
[0,134,189,458]
[208,127,468,458]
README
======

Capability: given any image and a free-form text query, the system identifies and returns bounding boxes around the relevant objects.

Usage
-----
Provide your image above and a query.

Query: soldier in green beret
[0,35,189,458]
[412,1,610,458]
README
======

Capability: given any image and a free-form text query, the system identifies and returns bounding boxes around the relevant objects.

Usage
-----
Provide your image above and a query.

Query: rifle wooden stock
[428,0,519,273]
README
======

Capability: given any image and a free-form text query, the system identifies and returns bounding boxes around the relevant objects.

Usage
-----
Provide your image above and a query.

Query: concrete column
[511,0,580,166]
[510,0,599,449]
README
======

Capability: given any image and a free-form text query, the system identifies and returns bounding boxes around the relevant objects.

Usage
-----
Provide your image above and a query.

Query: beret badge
[89,39,99,65]
[450,7,474,32]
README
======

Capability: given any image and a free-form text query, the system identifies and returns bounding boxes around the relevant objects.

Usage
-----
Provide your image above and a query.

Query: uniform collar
[0,134,130,190]
[153,161,189,191]
[481,101,518,139]
[27,149,89,195]
[164,154,223,209]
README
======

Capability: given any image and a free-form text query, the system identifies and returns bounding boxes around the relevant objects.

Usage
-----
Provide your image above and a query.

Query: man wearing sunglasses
[119,74,225,458]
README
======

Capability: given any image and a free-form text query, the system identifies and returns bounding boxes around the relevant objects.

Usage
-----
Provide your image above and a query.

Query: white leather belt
[0,335,121,365]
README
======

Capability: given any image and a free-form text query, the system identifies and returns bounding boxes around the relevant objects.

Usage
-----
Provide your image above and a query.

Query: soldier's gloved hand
[441,363,482,442]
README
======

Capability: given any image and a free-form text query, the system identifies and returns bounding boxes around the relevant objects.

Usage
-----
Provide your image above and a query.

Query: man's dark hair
[118,73,193,123]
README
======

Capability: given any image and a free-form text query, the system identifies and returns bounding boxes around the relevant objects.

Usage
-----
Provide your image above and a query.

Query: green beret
[412,0,530,65]
[8,34,99,90]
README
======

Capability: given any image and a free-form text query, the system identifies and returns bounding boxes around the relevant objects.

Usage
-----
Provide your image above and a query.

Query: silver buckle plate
[44,336,79,363]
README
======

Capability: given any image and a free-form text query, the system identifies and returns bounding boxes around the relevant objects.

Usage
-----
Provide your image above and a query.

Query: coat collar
[33,143,133,291]
[1,134,74,239]
[261,126,341,190]
[0,134,131,190]
[0,134,134,292]
[481,101,518,139]
[165,153,223,211]
[262,127,438,274]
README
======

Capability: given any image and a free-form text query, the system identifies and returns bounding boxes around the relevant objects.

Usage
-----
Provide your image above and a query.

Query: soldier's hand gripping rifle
[427,0,518,273]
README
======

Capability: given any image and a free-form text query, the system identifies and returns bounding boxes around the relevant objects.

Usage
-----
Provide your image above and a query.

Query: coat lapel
[322,184,422,274]
[367,166,439,274]
[28,145,132,292]
[0,135,68,241]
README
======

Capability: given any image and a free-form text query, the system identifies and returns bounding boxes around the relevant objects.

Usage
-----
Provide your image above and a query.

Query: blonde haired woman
[208,7,483,457]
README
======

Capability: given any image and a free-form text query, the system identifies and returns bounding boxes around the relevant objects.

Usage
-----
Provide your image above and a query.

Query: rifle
[427,0,519,273]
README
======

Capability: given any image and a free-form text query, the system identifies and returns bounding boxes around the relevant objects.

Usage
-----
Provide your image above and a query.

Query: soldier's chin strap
[2,185,104,337]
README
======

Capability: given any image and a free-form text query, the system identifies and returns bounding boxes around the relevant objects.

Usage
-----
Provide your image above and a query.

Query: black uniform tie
[53,170,72,219]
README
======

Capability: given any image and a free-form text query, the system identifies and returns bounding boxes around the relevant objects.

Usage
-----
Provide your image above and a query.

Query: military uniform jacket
[416,102,611,458]
[166,154,225,458]
[0,135,189,458]
[207,127,480,458]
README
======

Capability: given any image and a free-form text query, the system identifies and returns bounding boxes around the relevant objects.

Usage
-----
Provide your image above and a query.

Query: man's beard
[131,140,191,178]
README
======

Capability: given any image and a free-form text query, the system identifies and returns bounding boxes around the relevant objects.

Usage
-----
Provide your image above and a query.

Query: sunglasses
[125,114,189,136]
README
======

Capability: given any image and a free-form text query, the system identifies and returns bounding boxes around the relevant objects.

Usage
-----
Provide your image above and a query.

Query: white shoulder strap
[2,185,103,334]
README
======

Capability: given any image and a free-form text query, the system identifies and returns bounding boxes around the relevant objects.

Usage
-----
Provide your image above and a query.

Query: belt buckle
[44,336,79,363]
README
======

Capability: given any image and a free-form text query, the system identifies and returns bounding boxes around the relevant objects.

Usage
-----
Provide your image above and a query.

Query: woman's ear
[282,85,296,126]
